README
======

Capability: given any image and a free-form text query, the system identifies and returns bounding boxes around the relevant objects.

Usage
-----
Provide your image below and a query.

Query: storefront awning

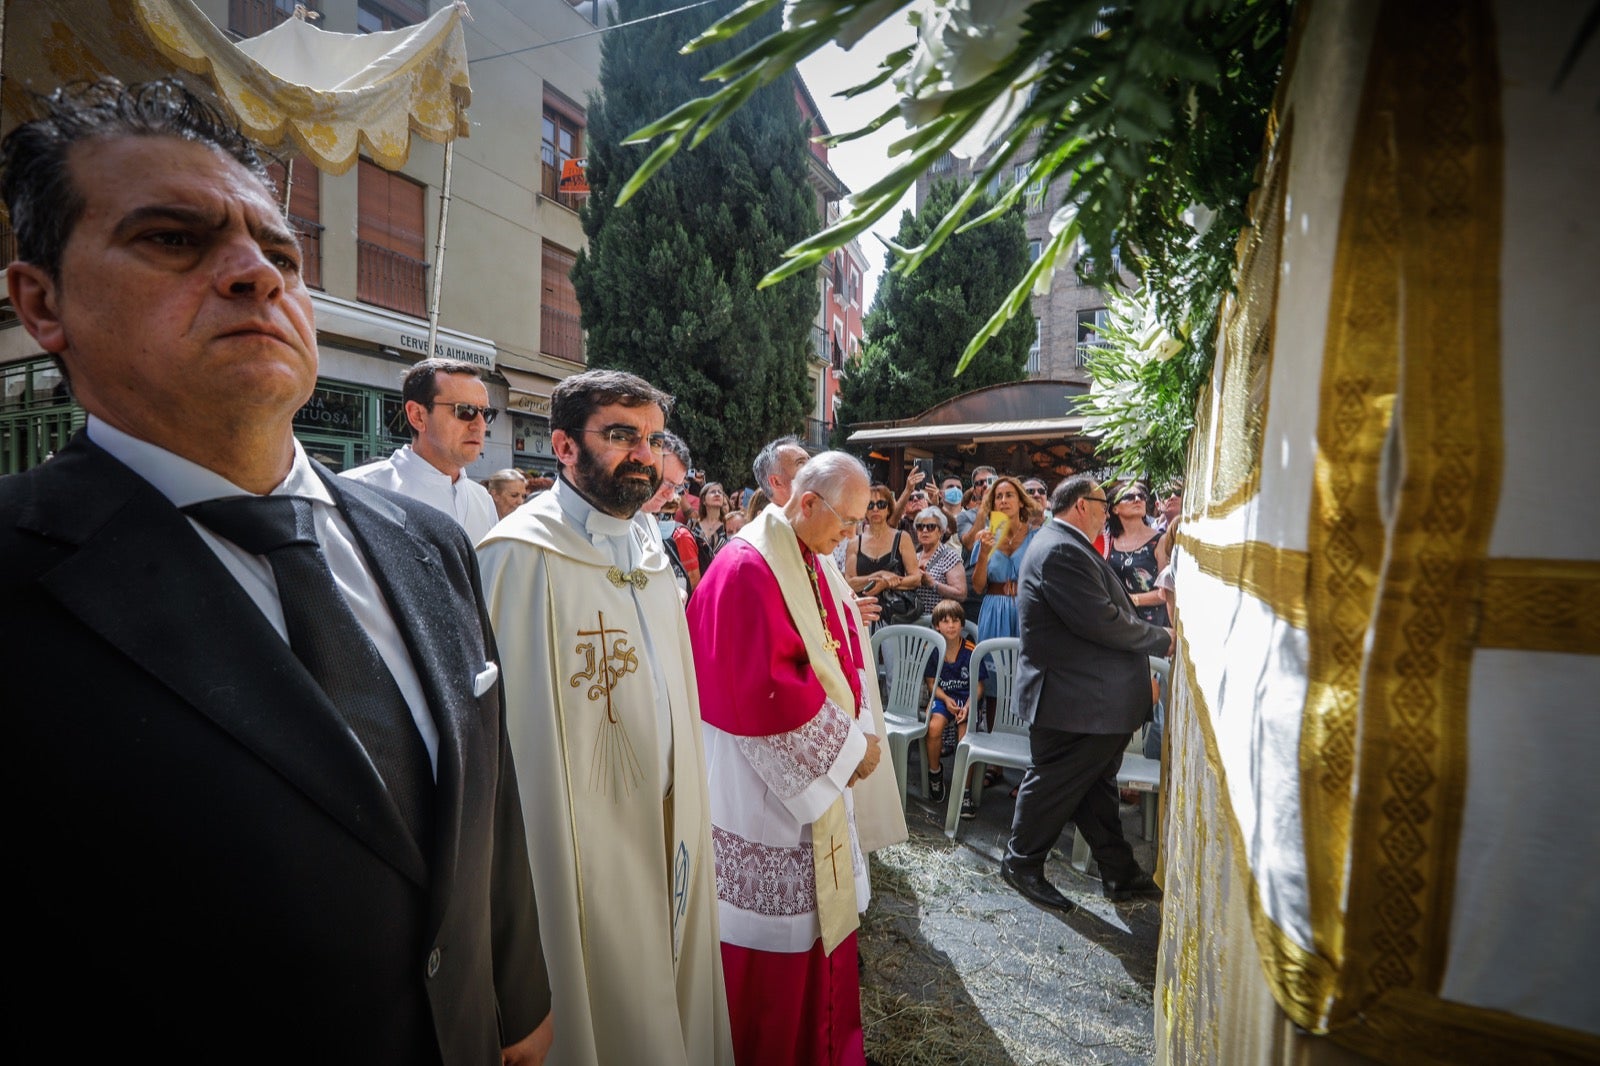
[848,415,1088,445]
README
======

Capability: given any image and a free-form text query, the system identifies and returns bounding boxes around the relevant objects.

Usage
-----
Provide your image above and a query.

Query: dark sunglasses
[866,499,891,510]
[914,522,941,531]
[429,401,499,426]
[1119,492,1147,502]
[1026,487,1047,496]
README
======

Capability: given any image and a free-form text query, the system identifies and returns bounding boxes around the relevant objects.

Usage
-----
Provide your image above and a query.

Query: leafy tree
[836,179,1031,439]
[572,0,818,485]
[615,0,1289,486]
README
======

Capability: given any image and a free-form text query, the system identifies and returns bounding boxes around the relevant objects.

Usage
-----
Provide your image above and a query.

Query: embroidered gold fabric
[1335,0,1503,1025]
[1298,24,1403,974]
[1476,558,1600,656]
[1179,535,1309,630]
[1204,121,1289,517]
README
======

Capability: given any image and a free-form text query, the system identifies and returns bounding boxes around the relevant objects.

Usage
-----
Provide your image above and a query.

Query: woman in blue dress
[962,474,1039,812]
[968,474,1040,645]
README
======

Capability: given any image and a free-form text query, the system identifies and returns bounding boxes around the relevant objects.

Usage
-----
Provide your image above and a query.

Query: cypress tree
[573,0,818,486]
[836,179,1032,439]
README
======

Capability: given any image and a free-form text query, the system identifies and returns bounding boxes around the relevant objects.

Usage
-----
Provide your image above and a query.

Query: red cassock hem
[721,935,865,1066]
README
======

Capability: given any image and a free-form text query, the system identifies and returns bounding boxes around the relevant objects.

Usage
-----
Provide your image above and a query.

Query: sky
[796,15,921,312]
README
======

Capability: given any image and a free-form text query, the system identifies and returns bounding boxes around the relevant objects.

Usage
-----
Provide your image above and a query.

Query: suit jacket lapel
[326,470,471,901]
[23,438,427,885]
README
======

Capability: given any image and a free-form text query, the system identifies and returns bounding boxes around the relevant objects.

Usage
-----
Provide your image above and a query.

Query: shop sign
[513,413,554,459]
[295,385,365,433]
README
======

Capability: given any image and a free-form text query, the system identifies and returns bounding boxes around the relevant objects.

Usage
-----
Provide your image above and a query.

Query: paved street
[861,769,1161,1066]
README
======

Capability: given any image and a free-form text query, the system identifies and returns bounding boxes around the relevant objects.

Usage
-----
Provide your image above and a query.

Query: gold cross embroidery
[569,611,643,794]
[822,833,847,891]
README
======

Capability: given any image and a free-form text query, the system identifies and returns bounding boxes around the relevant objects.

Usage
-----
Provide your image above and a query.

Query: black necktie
[184,495,434,851]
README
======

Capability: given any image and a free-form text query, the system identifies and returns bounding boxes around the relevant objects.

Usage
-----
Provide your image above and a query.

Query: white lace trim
[733,697,853,799]
[712,825,816,916]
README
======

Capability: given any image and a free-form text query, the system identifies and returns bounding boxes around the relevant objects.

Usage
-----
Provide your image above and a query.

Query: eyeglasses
[866,499,890,510]
[1026,487,1047,496]
[662,479,686,493]
[1119,492,1148,502]
[429,402,499,426]
[1082,495,1108,506]
[580,426,668,454]
[914,523,941,531]
[813,494,863,529]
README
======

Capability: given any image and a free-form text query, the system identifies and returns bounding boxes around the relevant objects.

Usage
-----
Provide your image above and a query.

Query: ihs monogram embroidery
[568,611,644,797]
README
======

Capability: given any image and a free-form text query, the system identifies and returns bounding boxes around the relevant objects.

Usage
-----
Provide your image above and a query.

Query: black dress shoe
[1101,869,1163,902]
[1000,860,1078,913]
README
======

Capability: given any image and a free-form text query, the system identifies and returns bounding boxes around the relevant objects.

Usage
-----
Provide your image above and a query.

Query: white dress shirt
[87,416,440,774]
[340,444,499,545]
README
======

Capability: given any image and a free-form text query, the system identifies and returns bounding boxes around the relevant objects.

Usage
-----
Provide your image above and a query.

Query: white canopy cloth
[133,0,471,173]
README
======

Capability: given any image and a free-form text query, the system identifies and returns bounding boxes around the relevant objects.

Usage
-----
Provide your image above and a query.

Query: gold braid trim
[1336,0,1503,1023]
[1476,558,1600,656]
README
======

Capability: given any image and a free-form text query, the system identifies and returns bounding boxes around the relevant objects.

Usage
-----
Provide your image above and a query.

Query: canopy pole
[281,155,294,213]
[425,108,458,360]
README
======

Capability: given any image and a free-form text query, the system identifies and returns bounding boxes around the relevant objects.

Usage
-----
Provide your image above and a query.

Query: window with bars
[541,242,583,364]
[1076,308,1111,366]
[357,159,428,317]
[264,155,323,290]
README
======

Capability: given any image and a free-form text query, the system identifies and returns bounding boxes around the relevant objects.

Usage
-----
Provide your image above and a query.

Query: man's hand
[502,1012,553,1066]
[1163,627,1175,659]
[848,733,882,786]
[855,593,881,624]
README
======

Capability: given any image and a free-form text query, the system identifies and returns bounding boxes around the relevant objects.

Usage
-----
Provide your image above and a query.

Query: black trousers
[1005,727,1139,881]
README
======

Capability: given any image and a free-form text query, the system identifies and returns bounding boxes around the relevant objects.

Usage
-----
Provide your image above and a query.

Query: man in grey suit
[2,79,551,1061]
[1001,475,1173,911]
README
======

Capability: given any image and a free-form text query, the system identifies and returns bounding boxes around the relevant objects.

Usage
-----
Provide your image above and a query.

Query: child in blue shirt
[924,599,982,812]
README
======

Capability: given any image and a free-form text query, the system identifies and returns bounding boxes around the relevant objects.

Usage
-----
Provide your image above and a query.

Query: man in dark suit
[1000,475,1174,911]
[1,80,551,1062]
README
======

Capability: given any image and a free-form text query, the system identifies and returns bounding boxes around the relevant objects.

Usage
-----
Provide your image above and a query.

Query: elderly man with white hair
[686,451,907,1066]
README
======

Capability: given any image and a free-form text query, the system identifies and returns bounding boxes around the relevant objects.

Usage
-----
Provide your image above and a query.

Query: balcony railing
[289,213,323,291]
[805,418,829,450]
[1075,340,1114,367]
[811,325,829,364]
[357,240,428,318]
[540,154,583,211]
[541,305,584,364]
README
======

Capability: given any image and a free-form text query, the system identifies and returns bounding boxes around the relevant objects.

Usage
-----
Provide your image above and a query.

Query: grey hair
[486,469,525,490]
[790,450,867,502]
[752,434,802,491]
[916,506,947,533]
[659,430,691,469]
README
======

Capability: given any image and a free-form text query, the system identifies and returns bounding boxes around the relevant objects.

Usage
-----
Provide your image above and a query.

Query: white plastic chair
[943,638,1029,839]
[1072,655,1170,872]
[869,624,943,808]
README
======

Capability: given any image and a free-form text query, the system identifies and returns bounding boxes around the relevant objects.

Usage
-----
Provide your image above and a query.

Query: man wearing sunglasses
[342,358,500,542]
[478,369,733,1066]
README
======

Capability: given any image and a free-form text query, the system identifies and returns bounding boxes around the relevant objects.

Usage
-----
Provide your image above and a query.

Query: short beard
[573,440,660,517]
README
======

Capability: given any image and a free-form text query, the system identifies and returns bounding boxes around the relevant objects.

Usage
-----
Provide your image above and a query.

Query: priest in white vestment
[687,451,902,1066]
[477,370,732,1066]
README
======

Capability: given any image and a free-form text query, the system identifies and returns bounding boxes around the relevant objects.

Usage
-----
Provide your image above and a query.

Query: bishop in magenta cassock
[687,451,906,1066]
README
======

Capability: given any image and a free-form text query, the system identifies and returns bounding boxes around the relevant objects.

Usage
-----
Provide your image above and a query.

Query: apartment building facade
[0,0,601,478]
